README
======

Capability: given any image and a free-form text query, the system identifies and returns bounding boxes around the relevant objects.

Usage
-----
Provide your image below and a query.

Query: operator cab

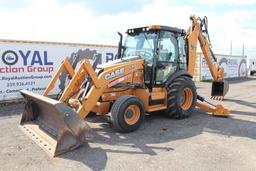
[122,25,187,88]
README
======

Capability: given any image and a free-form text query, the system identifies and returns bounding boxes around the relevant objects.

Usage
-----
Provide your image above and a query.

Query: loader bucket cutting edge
[211,80,229,97]
[19,90,89,157]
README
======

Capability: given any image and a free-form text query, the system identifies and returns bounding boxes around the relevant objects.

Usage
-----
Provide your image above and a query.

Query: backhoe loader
[19,15,230,157]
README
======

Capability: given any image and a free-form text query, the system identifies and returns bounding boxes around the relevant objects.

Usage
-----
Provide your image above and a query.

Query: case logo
[104,68,125,80]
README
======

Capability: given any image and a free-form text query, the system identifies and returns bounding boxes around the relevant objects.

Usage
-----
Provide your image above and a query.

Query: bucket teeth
[211,96,223,101]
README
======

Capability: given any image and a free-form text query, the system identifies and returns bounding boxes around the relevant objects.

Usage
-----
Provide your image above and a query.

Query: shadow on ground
[60,109,256,171]
[225,98,256,109]
[0,103,24,117]
[1,102,255,170]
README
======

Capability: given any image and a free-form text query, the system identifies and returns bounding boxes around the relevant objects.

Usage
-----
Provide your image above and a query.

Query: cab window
[156,31,179,82]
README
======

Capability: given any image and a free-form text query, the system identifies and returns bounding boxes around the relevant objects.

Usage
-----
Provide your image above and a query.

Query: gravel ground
[0,77,256,171]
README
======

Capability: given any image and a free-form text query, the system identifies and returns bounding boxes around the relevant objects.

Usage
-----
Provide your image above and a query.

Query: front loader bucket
[19,90,89,157]
[211,80,229,98]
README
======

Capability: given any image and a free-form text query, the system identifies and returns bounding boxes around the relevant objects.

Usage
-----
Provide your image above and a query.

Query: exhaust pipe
[20,90,89,157]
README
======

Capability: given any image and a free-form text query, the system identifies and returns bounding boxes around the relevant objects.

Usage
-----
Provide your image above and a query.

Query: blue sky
[0,0,255,58]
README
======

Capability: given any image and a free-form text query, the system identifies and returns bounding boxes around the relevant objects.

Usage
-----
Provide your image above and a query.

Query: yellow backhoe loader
[19,15,230,157]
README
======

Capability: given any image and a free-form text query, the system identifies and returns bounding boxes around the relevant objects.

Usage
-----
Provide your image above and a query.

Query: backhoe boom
[187,16,229,97]
[186,15,230,116]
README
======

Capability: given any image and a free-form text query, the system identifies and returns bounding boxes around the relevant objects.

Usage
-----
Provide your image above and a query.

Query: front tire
[111,95,145,133]
[165,76,197,119]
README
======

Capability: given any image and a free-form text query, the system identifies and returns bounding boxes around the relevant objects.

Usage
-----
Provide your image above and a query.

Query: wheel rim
[180,88,193,110]
[124,105,140,125]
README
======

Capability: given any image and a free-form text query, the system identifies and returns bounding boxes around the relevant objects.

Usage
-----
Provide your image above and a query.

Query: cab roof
[126,25,186,35]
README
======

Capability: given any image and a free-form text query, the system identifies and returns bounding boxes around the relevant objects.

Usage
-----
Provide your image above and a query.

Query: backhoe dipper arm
[186,15,229,98]
[186,15,223,81]
[186,15,230,116]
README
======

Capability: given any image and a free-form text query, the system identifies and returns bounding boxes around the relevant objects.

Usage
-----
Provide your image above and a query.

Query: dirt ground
[0,77,256,171]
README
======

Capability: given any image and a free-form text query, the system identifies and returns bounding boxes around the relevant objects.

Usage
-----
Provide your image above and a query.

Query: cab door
[156,31,179,84]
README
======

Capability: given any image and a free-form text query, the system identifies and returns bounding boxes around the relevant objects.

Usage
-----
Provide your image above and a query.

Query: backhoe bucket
[211,80,229,98]
[19,90,89,157]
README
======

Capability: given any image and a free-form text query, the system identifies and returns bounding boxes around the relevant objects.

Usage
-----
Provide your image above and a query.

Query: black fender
[165,70,192,87]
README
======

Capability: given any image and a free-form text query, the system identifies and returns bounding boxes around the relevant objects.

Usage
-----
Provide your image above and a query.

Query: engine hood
[97,56,142,69]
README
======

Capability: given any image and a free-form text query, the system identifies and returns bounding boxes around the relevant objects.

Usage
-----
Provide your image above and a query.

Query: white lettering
[104,68,125,80]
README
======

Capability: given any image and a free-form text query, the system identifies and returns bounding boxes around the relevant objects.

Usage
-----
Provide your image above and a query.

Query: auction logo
[0,50,54,74]
[2,50,18,65]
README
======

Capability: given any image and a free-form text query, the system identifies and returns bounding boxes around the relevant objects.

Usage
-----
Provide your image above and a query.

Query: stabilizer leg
[196,95,230,117]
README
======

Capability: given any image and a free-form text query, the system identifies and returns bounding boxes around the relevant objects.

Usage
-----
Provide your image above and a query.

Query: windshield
[123,32,157,63]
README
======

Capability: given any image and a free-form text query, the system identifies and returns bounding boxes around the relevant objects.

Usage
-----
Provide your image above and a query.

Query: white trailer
[199,53,247,80]
[0,39,117,101]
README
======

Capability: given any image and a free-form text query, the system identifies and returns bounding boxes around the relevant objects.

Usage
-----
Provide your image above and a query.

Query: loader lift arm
[60,58,145,118]
[43,57,75,97]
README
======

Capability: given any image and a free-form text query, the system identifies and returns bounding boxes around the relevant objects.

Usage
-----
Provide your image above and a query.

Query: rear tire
[165,76,197,119]
[111,95,145,133]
